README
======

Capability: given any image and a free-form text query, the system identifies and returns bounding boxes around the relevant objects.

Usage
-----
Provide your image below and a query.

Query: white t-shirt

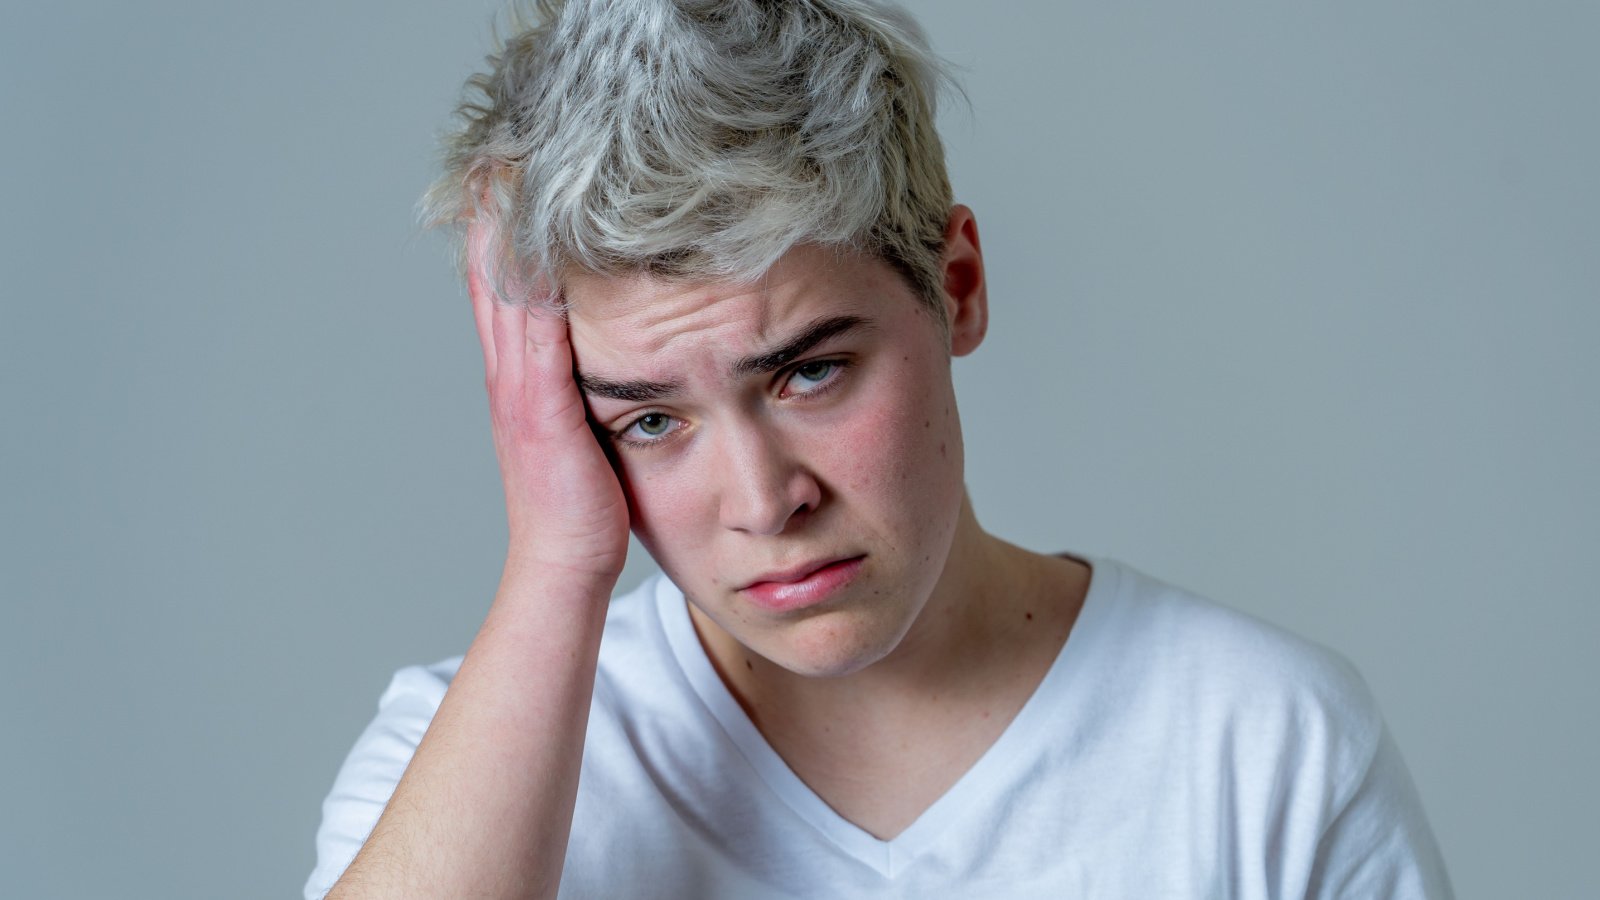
[305,556,1454,898]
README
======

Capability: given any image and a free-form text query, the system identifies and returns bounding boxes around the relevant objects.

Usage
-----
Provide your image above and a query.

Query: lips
[738,555,867,614]
[739,555,861,591]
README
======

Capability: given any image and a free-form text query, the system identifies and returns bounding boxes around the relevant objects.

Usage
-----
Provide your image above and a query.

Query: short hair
[421,0,956,319]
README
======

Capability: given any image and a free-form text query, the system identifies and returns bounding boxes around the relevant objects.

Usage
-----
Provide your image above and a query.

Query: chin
[764,608,913,679]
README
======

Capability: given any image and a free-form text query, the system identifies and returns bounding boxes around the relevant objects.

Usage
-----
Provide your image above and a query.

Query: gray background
[2,1,1593,897]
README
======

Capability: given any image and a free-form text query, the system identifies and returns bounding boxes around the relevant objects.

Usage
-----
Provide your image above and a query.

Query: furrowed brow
[575,373,682,402]
[731,315,872,378]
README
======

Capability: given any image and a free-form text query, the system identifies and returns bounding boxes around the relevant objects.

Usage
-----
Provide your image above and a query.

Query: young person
[306,2,1453,896]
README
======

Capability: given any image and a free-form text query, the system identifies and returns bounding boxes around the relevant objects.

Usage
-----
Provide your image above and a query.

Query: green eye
[796,361,834,381]
[637,413,671,436]
[782,359,848,398]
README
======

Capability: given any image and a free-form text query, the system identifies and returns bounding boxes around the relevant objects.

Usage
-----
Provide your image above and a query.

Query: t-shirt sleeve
[1303,703,1456,899]
[302,663,451,900]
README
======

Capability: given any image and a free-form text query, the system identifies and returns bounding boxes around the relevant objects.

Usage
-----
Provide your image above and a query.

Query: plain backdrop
[2,1,1594,897]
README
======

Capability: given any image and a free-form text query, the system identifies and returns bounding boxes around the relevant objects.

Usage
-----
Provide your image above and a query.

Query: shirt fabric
[305,554,1454,898]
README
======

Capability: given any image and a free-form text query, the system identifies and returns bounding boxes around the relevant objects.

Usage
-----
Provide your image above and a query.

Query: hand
[466,221,630,586]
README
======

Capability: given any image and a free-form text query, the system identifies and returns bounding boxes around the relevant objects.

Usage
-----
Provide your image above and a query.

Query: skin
[567,240,968,682]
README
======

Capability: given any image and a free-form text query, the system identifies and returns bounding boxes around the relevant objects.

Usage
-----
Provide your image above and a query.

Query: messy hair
[420,0,956,317]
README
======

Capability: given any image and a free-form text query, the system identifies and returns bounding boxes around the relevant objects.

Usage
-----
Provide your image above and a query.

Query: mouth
[738,555,866,614]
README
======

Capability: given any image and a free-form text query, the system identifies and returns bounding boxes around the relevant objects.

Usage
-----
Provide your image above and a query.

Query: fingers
[465,220,499,379]
[467,217,580,426]
[467,266,498,380]
[521,291,573,378]
[517,300,583,421]
[491,282,527,393]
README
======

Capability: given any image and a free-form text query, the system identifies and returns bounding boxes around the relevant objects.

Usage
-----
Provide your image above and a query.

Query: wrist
[497,553,621,606]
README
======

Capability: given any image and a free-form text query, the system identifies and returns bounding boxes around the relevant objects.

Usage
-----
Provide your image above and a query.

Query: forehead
[562,245,914,371]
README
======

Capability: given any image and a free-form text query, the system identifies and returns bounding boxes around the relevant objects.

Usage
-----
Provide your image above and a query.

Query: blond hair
[422,0,955,317]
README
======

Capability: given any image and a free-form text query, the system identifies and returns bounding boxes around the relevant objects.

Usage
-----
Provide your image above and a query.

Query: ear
[939,204,989,357]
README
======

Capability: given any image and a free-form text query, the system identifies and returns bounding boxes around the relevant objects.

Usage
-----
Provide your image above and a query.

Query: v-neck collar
[654,552,1123,879]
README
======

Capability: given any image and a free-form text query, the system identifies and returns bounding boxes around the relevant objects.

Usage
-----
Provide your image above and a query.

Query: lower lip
[741,557,865,614]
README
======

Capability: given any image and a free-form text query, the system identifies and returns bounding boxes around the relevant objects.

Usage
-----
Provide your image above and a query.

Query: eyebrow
[576,314,872,402]
[731,314,872,378]
[574,372,682,402]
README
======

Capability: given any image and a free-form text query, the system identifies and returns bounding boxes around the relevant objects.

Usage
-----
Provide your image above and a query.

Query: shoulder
[1092,559,1387,791]
[1106,561,1379,711]
[1054,560,1454,894]
[1086,561,1454,885]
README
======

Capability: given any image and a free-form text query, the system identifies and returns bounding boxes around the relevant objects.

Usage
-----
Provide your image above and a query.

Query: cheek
[617,459,712,561]
[828,362,962,508]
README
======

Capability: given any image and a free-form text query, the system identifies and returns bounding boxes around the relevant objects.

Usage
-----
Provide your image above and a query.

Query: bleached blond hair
[421,0,956,317]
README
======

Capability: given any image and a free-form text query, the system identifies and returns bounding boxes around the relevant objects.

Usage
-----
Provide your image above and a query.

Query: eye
[635,413,672,436]
[615,411,682,447]
[782,359,845,397]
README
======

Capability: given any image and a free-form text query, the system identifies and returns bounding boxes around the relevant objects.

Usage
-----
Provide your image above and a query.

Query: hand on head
[465,218,631,587]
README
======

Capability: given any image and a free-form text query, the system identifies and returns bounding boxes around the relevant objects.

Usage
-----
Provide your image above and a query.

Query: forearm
[328,562,614,900]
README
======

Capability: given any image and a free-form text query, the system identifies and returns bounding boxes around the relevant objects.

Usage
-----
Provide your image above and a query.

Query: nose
[715,421,821,535]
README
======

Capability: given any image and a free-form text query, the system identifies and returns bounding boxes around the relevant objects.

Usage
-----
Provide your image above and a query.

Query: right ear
[938,204,989,358]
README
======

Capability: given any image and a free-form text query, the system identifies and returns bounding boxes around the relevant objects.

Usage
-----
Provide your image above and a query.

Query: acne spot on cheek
[940,442,946,458]
[924,420,930,429]
[1025,611,1034,621]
